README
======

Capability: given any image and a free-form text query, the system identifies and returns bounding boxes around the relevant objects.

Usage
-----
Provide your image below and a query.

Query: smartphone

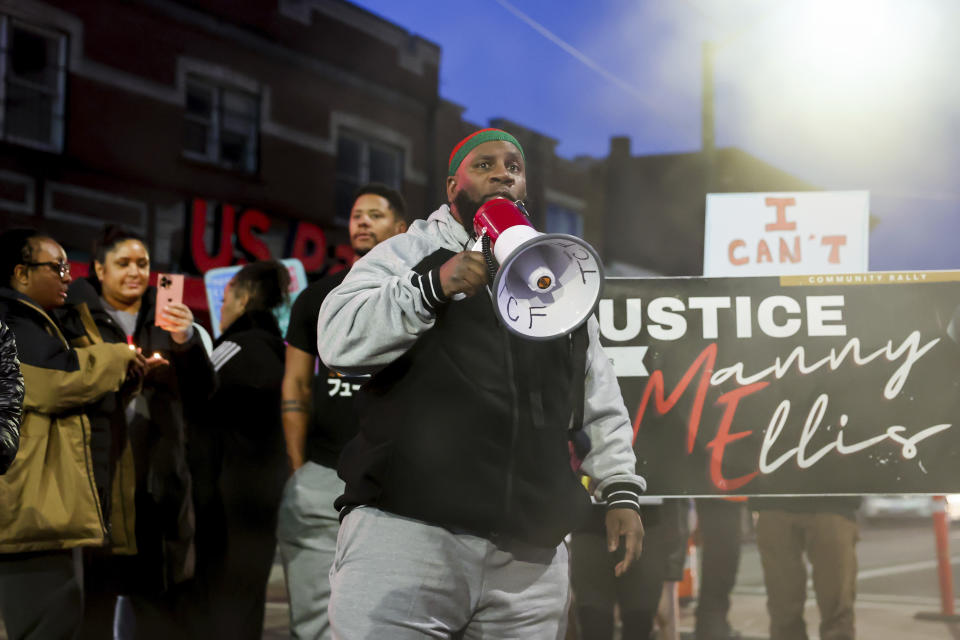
[155,273,185,327]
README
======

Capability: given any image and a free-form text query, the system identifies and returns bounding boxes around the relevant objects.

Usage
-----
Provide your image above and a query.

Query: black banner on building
[599,272,960,496]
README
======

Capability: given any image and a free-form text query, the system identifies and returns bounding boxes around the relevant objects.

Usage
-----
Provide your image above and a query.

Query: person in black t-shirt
[277,183,407,639]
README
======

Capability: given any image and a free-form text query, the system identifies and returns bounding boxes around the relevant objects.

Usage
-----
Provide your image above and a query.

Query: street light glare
[777,0,940,94]
[710,0,955,193]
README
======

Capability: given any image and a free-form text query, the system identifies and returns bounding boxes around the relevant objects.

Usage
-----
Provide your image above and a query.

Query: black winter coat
[65,276,216,593]
[336,248,594,548]
[187,310,286,639]
[0,319,24,475]
[192,310,287,537]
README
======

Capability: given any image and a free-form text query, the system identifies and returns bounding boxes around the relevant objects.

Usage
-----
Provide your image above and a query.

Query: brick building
[0,0,818,308]
[0,0,595,296]
[0,0,440,276]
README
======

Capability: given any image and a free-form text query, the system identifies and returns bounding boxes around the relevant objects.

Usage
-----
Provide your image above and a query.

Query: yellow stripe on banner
[780,271,960,287]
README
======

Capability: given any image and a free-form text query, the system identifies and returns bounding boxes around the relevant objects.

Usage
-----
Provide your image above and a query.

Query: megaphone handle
[451,235,487,302]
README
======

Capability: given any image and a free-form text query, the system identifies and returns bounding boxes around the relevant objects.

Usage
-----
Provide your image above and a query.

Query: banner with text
[600,272,960,496]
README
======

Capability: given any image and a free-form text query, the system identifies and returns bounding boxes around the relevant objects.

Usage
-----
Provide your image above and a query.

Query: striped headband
[448,128,525,176]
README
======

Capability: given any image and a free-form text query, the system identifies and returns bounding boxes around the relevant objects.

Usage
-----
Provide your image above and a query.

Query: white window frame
[182,74,259,173]
[0,16,68,153]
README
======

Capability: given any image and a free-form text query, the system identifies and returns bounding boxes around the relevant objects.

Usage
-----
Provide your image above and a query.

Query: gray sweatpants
[277,462,344,640]
[329,506,570,640]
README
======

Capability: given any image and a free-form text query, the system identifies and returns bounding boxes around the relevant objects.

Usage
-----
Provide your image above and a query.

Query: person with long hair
[68,226,215,639]
[189,260,290,638]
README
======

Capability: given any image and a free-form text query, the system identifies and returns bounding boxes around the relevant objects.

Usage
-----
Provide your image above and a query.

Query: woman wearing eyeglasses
[0,228,142,640]
[65,225,216,639]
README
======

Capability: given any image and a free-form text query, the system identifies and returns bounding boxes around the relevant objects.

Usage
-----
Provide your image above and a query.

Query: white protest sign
[703,191,869,277]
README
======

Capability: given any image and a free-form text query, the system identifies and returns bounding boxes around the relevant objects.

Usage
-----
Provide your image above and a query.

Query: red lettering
[328,243,356,275]
[290,222,328,272]
[728,239,747,265]
[779,236,800,263]
[190,199,235,272]
[764,197,797,231]
[821,235,846,263]
[756,239,772,263]
[186,197,351,275]
[705,381,768,491]
[633,343,716,452]
[237,209,272,261]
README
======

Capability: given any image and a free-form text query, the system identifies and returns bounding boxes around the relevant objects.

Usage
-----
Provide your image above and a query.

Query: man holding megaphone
[318,128,645,639]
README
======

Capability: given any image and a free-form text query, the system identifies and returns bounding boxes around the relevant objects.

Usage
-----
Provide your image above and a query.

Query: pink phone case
[155,273,185,326]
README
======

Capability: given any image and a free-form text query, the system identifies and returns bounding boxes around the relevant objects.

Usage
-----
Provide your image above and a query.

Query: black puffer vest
[336,249,591,548]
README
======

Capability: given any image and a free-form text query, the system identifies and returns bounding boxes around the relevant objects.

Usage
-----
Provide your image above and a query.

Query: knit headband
[448,128,525,176]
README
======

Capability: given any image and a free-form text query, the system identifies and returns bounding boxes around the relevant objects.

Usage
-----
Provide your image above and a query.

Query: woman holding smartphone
[68,226,215,639]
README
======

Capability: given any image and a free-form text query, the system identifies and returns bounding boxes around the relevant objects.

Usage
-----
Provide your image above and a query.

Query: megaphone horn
[471,198,604,341]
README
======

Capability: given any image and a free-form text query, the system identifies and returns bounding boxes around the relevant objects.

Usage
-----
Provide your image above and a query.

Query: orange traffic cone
[677,534,698,606]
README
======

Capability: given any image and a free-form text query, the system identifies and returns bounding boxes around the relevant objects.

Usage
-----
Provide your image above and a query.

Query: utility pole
[702,40,716,153]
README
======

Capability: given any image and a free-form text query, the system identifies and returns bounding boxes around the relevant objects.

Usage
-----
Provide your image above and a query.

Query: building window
[335,130,403,222]
[183,76,259,173]
[546,203,584,238]
[0,17,67,152]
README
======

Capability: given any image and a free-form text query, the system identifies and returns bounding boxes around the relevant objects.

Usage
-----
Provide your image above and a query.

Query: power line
[491,0,695,140]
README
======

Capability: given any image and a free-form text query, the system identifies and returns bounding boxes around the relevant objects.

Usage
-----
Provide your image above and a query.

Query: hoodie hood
[423,204,472,251]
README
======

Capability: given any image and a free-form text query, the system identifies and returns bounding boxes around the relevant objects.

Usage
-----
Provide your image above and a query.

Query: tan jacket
[0,292,136,553]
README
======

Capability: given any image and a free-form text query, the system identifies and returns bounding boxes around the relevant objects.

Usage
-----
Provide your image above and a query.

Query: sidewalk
[674,589,960,640]
[3,564,953,638]
[260,569,960,640]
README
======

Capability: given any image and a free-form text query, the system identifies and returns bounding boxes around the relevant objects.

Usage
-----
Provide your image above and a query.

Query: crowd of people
[0,129,859,640]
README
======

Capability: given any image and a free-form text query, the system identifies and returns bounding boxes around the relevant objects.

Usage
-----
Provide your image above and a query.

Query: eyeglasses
[23,261,71,279]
